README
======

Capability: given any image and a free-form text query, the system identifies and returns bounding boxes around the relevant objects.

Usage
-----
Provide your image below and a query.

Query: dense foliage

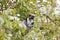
[0,0,60,40]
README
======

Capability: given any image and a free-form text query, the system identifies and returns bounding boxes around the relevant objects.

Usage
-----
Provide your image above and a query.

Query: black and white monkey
[25,14,35,28]
[22,14,35,35]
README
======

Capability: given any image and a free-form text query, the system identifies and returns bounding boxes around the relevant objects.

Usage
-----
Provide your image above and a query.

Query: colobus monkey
[25,14,35,28]
[23,14,35,35]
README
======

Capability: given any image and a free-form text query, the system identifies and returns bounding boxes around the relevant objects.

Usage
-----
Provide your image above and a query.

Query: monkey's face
[29,15,35,19]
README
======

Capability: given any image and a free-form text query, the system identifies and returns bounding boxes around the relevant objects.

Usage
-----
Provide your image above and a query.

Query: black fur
[25,14,35,28]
